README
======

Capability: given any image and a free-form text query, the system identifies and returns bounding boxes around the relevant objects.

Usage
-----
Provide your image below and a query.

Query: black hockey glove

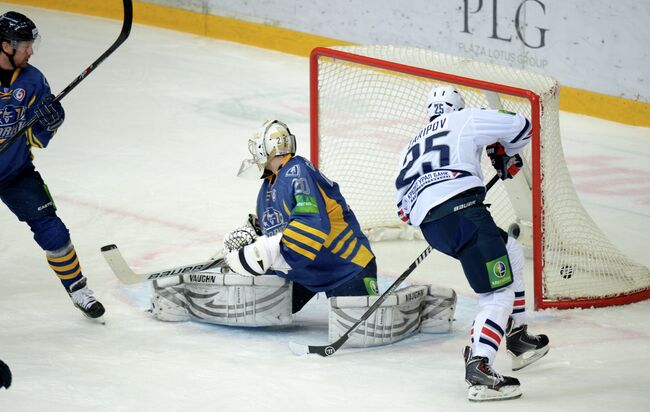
[34,94,65,132]
[486,142,523,180]
[0,360,11,389]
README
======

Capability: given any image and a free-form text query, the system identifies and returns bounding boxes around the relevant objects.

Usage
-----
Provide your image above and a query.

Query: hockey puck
[560,265,574,279]
[508,223,521,239]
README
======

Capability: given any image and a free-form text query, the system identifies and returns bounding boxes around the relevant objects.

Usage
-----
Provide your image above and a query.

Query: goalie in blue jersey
[150,120,457,347]
[0,12,104,320]
[226,120,379,311]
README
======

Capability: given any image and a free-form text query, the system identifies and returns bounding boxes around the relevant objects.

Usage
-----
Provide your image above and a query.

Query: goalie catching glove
[223,214,262,254]
[486,142,523,180]
[224,232,291,276]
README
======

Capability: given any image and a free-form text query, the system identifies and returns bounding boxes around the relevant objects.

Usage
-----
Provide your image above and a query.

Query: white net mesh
[313,45,650,308]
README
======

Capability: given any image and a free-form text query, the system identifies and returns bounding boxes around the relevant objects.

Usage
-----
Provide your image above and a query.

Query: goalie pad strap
[183,270,287,286]
[420,286,457,334]
[238,247,264,275]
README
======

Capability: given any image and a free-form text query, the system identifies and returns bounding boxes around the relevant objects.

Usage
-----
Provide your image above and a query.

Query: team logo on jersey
[261,207,284,232]
[13,88,25,102]
[493,261,507,278]
[285,164,301,177]
[293,194,319,214]
[0,105,25,126]
[486,255,512,289]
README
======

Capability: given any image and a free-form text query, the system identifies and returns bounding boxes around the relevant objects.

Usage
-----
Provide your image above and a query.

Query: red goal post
[309,45,650,310]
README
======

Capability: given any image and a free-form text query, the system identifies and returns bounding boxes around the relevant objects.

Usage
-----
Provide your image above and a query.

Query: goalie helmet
[0,12,39,44]
[426,85,465,120]
[238,120,296,179]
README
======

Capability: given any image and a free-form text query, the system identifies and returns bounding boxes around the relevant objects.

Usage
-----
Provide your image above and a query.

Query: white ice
[1,5,649,412]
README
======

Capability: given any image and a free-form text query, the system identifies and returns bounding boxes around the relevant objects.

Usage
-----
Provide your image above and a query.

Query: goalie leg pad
[420,286,457,334]
[328,285,428,347]
[151,276,191,322]
[182,269,293,327]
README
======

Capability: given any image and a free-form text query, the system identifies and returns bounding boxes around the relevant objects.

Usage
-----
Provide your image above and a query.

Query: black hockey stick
[289,174,500,357]
[0,0,133,155]
[100,244,226,285]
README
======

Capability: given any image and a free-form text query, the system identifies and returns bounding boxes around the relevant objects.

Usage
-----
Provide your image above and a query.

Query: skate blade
[77,307,106,325]
[93,315,107,325]
[83,314,106,325]
[510,345,550,371]
[468,385,522,402]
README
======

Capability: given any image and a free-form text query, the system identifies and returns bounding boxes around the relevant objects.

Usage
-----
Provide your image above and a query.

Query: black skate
[68,278,106,322]
[506,319,549,371]
[464,346,521,402]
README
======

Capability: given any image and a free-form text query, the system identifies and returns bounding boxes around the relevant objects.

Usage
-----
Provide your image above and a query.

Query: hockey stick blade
[289,336,349,357]
[0,0,133,155]
[100,244,225,285]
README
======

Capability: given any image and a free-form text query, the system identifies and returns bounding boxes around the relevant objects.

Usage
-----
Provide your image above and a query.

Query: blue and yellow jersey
[0,65,57,187]
[256,155,375,292]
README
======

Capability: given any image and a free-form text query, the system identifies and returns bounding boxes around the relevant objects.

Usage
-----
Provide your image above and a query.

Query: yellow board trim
[281,238,316,260]
[10,0,649,126]
[9,0,351,57]
[560,86,650,127]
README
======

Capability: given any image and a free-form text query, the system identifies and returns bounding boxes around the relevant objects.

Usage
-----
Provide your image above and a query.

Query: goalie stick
[0,0,133,155]
[289,175,499,357]
[100,244,225,285]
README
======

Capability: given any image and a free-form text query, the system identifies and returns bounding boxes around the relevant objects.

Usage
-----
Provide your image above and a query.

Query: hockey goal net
[310,45,650,310]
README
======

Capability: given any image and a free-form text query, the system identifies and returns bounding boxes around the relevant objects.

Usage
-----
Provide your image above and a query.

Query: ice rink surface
[1,5,649,411]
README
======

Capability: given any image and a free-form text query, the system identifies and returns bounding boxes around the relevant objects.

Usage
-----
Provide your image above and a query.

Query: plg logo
[493,261,508,278]
[461,0,549,49]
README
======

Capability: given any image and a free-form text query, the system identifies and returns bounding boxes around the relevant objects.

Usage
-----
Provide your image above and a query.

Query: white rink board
[144,0,650,102]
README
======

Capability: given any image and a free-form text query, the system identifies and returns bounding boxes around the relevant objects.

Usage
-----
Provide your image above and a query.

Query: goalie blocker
[152,268,456,346]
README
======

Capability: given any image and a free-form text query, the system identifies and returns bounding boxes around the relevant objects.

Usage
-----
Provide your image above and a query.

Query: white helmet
[237,120,296,179]
[426,85,465,120]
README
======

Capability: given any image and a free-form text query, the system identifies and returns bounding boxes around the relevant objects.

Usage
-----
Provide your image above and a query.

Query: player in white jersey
[394,85,549,402]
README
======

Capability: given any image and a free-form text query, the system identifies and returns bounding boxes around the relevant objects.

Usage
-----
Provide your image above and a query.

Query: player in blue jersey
[0,12,104,320]
[225,120,379,312]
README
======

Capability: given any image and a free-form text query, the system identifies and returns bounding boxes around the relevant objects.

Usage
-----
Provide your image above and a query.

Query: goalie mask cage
[309,45,650,310]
